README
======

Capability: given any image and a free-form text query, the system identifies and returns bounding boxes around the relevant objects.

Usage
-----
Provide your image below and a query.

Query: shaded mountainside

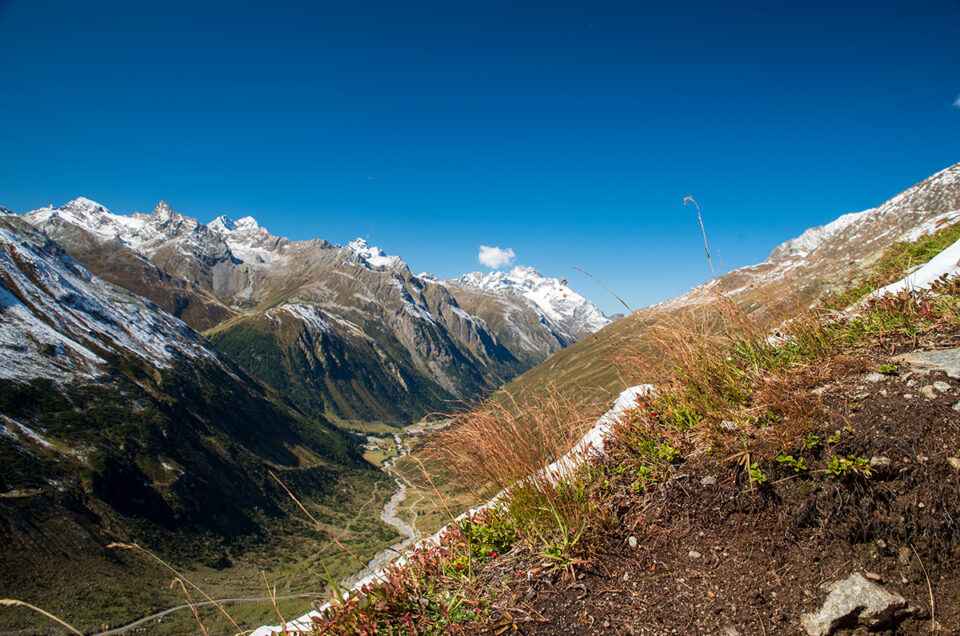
[503,160,960,401]
[22,200,610,423]
[0,217,386,629]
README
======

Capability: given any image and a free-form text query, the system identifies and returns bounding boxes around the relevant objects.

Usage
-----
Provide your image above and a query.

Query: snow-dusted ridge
[0,218,224,382]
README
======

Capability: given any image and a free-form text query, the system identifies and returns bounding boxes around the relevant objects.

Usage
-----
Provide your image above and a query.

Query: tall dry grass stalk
[426,385,605,516]
[0,599,82,635]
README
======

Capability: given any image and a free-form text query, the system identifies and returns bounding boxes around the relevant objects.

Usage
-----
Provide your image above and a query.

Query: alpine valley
[3,160,960,633]
[0,199,609,632]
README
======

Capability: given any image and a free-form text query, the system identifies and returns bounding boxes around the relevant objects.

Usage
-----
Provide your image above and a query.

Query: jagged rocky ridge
[23,200,610,422]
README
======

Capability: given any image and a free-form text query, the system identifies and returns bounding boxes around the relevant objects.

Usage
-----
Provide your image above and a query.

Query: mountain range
[22,198,609,422]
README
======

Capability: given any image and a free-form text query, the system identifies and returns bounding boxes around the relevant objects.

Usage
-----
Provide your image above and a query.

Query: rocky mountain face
[663,161,960,312]
[504,161,960,399]
[435,266,610,367]
[23,201,609,422]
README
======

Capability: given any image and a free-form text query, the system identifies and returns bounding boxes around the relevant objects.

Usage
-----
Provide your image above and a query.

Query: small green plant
[827,431,842,445]
[801,433,821,450]
[748,461,767,484]
[531,506,586,577]
[878,363,898,375]
[776,454,808,472]
[826,455,871,477]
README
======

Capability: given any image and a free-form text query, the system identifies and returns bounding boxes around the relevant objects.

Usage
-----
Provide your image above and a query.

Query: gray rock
[895,347,960,379]
[947,457,960,471]
[627,535,637,549]
[700,475,717,486]
[864,372,886,383]
[688,550,701,559]
[934,380,952,392]
[953,402,960,412]
[800,572,911,636]
[920,385,937,399]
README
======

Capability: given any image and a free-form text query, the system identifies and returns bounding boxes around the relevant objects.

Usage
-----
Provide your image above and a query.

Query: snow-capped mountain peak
[449,265,610,335]
[347,238,403,269]
[208,214,261,235]
[151,201,176,220]
[62,196,111,216]
[208,215,238,233]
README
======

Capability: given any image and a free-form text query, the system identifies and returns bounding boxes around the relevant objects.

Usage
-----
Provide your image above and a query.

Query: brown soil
[467,351,960,634]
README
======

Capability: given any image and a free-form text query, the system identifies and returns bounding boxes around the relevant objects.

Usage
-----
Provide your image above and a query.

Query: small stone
[721,420,737,431]
[865,372,885,383]
[864,572,883,582]
[800,572,911,636]
[906,379,917,387]
[947,457,960,471]
[812,385,829,395]
[934,380,951,392]
[701,475,717,486]
[904,393,913,399]
[869,456,892,475]
[627,535,637,549]
[717,627,740,636]
[623,571,630,581]
[854,392,870,400]
[953,402,960,412]
[918,502,925,508]
[898,546,912,566]
[879,389,887,396]
[920,385,937,399]
[688,550,701,559]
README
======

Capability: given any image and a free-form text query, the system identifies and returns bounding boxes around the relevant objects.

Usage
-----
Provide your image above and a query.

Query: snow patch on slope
[872,235,960,297]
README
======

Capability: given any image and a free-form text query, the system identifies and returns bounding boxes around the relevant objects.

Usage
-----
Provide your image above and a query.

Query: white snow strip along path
[251,384,654,636]
[871,235,960,297]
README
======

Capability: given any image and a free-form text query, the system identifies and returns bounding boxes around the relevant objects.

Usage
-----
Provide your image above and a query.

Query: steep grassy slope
[502,161,960,403]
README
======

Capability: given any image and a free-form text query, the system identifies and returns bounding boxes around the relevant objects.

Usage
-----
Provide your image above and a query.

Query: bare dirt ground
[466,346,960,635]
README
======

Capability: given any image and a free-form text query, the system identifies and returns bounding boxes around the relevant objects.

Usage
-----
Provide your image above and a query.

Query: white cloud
[478,245,515,269]
[954,95,960,108]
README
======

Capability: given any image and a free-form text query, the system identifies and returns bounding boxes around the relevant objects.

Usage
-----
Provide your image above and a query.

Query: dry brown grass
[425,385,606,524]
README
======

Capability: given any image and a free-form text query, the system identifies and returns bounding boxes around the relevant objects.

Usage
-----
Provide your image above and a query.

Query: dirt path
[91,593,326,635]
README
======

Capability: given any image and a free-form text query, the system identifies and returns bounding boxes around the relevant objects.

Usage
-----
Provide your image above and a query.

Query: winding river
[342,434,424,588]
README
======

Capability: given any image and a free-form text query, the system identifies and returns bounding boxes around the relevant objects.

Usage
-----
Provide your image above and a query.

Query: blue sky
[1,1,958,314]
